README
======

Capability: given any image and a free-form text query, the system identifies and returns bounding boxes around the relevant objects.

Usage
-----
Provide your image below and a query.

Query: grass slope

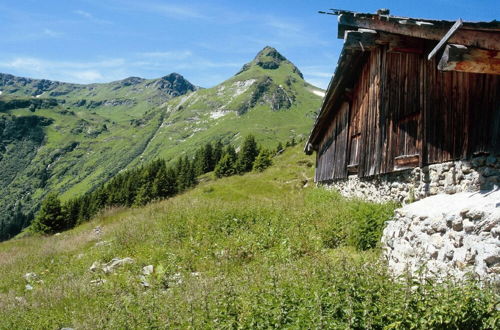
[0,146,497,329]
[0,47,323,239]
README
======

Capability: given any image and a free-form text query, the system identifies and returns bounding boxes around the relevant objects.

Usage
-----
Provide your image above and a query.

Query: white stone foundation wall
[381,190,500,282]
[324,155,499,204]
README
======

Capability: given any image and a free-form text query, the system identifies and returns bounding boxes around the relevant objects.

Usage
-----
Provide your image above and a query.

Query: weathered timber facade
[307,10,500,184]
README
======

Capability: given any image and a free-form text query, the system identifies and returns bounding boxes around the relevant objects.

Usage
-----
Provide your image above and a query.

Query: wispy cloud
[73,9,112,24]
[0,57,126,83]
[42,28,63,38]
[0,51,240,85]
[74,9,93,19]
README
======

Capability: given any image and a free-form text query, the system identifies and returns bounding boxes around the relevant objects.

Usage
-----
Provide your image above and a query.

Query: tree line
[30,135,298,234]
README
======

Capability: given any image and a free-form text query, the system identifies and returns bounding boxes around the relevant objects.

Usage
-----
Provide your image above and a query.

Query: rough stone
[103,257,134,274]
[142,265,154,276]
[323,156,499,203]
[382,190,500,282]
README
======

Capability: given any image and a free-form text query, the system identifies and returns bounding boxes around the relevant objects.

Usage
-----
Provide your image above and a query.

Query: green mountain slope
[136,46,324,163]
[0,146,495,328]
[0,73,197,239]
[0,47,324,240]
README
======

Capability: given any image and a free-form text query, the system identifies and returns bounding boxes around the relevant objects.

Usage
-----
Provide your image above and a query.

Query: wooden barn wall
[315,102,349,181]
[315,44,500,182]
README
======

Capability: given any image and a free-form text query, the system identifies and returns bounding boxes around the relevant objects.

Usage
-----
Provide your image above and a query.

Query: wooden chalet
[306,9,500,183]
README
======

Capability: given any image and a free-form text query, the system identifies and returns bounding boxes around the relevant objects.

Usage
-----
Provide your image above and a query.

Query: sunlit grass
[0,146,497,328]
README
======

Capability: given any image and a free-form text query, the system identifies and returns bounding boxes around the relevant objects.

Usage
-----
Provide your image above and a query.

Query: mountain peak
[254,46,287,63]
[236,46,304,79]
[147,72,197,96]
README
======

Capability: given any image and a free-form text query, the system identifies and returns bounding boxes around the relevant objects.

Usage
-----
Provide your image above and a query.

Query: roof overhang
[305,9,500,153]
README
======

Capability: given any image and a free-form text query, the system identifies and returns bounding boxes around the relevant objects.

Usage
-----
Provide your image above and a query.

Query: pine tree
[134,181,154,206]
[31,193,65,233]
[214,153,236,178]
[213,140,224,165]
[177,156,197,191]
[152,166,178,199]
[235,135,259,173]
[196,143,214,174]
[63,198,81,229]
[224,144,237,162]
[253,149,273,172]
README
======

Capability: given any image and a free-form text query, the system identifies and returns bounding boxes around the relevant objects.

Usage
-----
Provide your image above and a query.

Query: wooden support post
[438,44,500,75]
[427,19,463,60]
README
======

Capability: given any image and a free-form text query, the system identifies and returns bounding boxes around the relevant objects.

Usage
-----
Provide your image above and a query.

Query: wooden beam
[427,19,463,60]
[338,14,500,51]
[438,44,500,74]
[375,32,425,54]
[344,30,377,51]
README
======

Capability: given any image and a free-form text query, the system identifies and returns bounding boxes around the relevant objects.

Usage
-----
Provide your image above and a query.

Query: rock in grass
[139,275,150,288]
[102,257,134,274]
[142,265,154,276]
[90,279,106,286]
[89,261,100,272]
[23,272,38,282]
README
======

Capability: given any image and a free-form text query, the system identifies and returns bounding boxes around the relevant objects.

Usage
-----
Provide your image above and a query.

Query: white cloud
[43,28,62,38]
[0,56,127,83]
[74,10,93,19]
[74,9,112,24]
[69,70,103,82]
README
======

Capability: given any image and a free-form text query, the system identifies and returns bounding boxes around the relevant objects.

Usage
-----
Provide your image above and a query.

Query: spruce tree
[152,166,178,199]
[214,153,236,178]
[31,193,65,233]
[213,140,224,165]
[235,135,259,173]
[203,143,214,172]
[253,149,273,172]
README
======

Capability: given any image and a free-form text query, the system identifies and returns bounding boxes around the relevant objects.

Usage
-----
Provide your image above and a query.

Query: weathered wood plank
[438,44,500,74]
[344,30,377,51]
[338,14,500,50]
[427,19,463,60]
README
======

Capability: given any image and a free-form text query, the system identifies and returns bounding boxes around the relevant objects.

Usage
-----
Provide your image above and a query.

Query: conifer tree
[235,135,259,173]
[214,153,236,178]
[204,143,214,172]
[253,149,273,172]
[213,140,224,165]
[152,166,178,199]
[224,144,237,162]
[134,181,154,206]
[31,193,65,233]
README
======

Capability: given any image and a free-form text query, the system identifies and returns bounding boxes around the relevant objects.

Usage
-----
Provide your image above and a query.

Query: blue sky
[0,0,498,89]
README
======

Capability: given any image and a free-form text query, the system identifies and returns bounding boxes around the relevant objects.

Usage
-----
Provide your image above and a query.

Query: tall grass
[0,146,497,328]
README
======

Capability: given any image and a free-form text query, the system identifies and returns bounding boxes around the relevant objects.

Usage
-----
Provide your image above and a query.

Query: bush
[348,201,396,250]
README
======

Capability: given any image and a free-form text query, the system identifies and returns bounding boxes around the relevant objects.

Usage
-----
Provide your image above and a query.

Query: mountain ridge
[0,46,324,240]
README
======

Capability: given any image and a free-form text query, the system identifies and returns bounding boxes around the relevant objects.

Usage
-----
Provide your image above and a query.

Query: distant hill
[0,46,324,240]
